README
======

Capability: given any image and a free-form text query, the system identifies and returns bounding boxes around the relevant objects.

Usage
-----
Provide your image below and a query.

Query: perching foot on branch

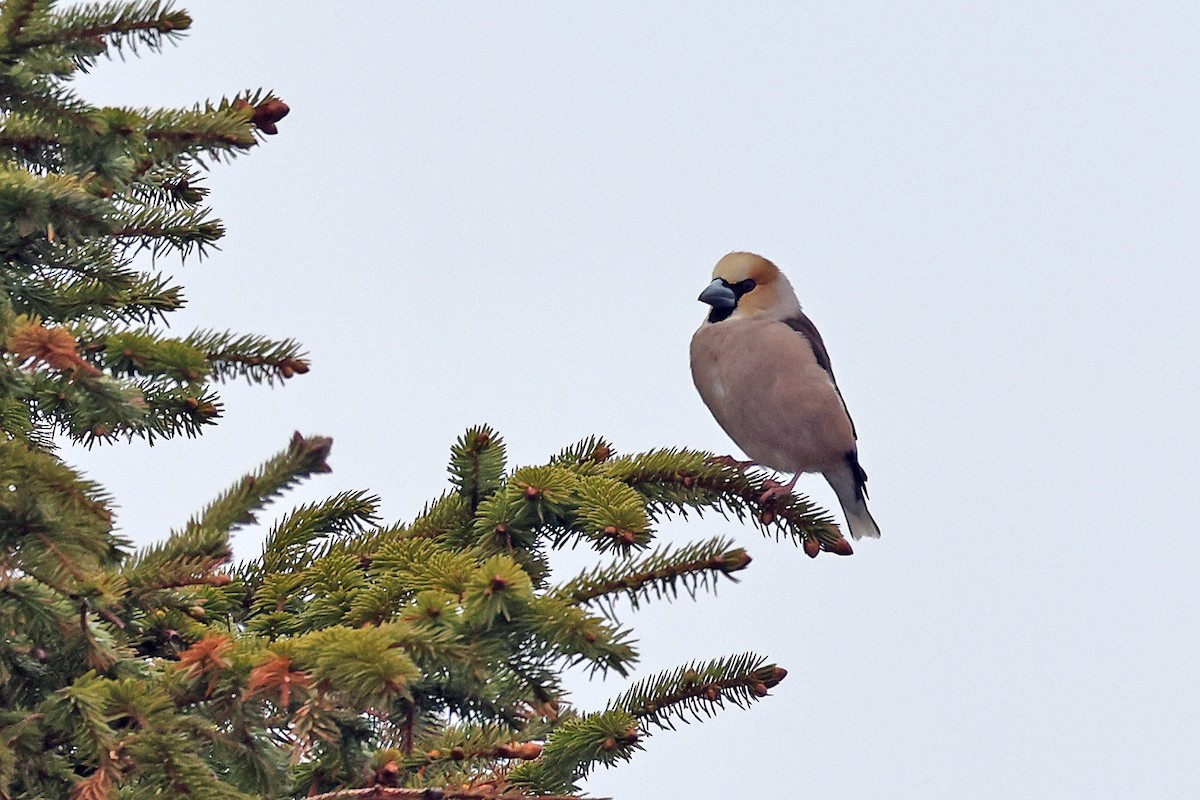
[759,475,799,505]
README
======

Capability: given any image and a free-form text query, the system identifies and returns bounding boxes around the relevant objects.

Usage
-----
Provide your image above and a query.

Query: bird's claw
[758,479,793,505]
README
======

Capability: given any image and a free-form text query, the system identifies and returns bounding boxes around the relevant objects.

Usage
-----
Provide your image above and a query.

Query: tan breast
[690,317,856,474]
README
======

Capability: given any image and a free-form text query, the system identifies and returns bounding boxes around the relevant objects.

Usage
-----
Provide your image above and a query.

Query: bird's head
[698,252,801,324]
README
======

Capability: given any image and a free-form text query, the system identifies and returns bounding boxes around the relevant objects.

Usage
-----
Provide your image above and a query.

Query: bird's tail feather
[826,453,881,540]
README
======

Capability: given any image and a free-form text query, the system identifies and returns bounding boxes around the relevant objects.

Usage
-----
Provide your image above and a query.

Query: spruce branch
[0,0,41,41]
[507,709,640,795]
[0,168,115,244]
[181,431,332,538]
[120,522,232,595]
[605,653,787,732]
[110,205,224,259]
[182,328,310,384]
[601,447,851,554]
[555,536,751,617]
[520,597,637,678]
[258,491,380,576]
[304,788,580,800]
[449,425,507,512]
[8,268,184,324]
[8,1,191,57]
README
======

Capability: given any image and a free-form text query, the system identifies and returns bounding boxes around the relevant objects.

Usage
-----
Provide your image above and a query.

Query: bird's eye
[733,279,756,296]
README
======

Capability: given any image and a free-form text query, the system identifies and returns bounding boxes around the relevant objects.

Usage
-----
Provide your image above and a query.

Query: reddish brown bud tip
[759,510,776,524]
[803,538,821,559]
[489,576,509,592]
[515,742,543,759]
[581,630,597,644]
[602,737,617,752]
[592,444,613,461]
[704,686,721,701]
[753,664,788,688]
[251,99,289,134]
[750,682,770,697]
[378,761,400,784]
[494,523,508,536]
[619,529,638,545]
[681,474,695,488]
[826,537,854,556]
[603,525,618,536]
[524,485,541,500]
[717,548,752,573]
[450,747,465,761]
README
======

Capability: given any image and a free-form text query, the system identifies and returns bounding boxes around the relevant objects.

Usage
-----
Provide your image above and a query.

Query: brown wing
[782,312,857,439]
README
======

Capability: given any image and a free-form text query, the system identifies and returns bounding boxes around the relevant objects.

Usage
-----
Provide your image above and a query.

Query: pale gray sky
[70,2,1199,797]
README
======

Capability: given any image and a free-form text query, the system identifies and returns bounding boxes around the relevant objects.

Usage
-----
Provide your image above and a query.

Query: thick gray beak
[698,279,737,310]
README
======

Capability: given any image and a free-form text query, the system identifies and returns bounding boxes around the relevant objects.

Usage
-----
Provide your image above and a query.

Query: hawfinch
[690,252,880,540]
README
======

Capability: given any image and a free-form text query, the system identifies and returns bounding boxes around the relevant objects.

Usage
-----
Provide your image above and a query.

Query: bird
[689,251,880,540]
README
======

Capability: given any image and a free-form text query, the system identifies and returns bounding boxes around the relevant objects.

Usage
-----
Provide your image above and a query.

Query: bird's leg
[707,455,757,469]
[759,473,800,504]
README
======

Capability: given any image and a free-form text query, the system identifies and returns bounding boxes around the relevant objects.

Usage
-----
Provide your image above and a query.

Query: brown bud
[449,746,465,761]
[620,529,637,545]
[826,537,854,556]
[803,538,820,559]
[474,431,491,447]
[603,525,618,537]
[524,485,541,500]
[681,474,695,488]
[377,761,400,785]
[704,686,721,701]
[490,576,509,591]
[592,444,613,461]
[184,396,199,412]
[494,523,508,537]
[758,510,775,525]
[514,742,543,759]
[426,749,442,760]
[602,737,617,751]
[582,630,597,644]
[717,549,752,573]
[251,99,290,134]
[753,665,788,688]
[188,606,206,620]
[750,682,770,697]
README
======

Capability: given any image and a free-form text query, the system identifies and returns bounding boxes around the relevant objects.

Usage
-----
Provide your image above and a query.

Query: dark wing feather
[783,312,858,439]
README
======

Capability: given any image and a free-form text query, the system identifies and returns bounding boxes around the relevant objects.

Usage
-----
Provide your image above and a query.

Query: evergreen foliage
[0,3,857,798]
